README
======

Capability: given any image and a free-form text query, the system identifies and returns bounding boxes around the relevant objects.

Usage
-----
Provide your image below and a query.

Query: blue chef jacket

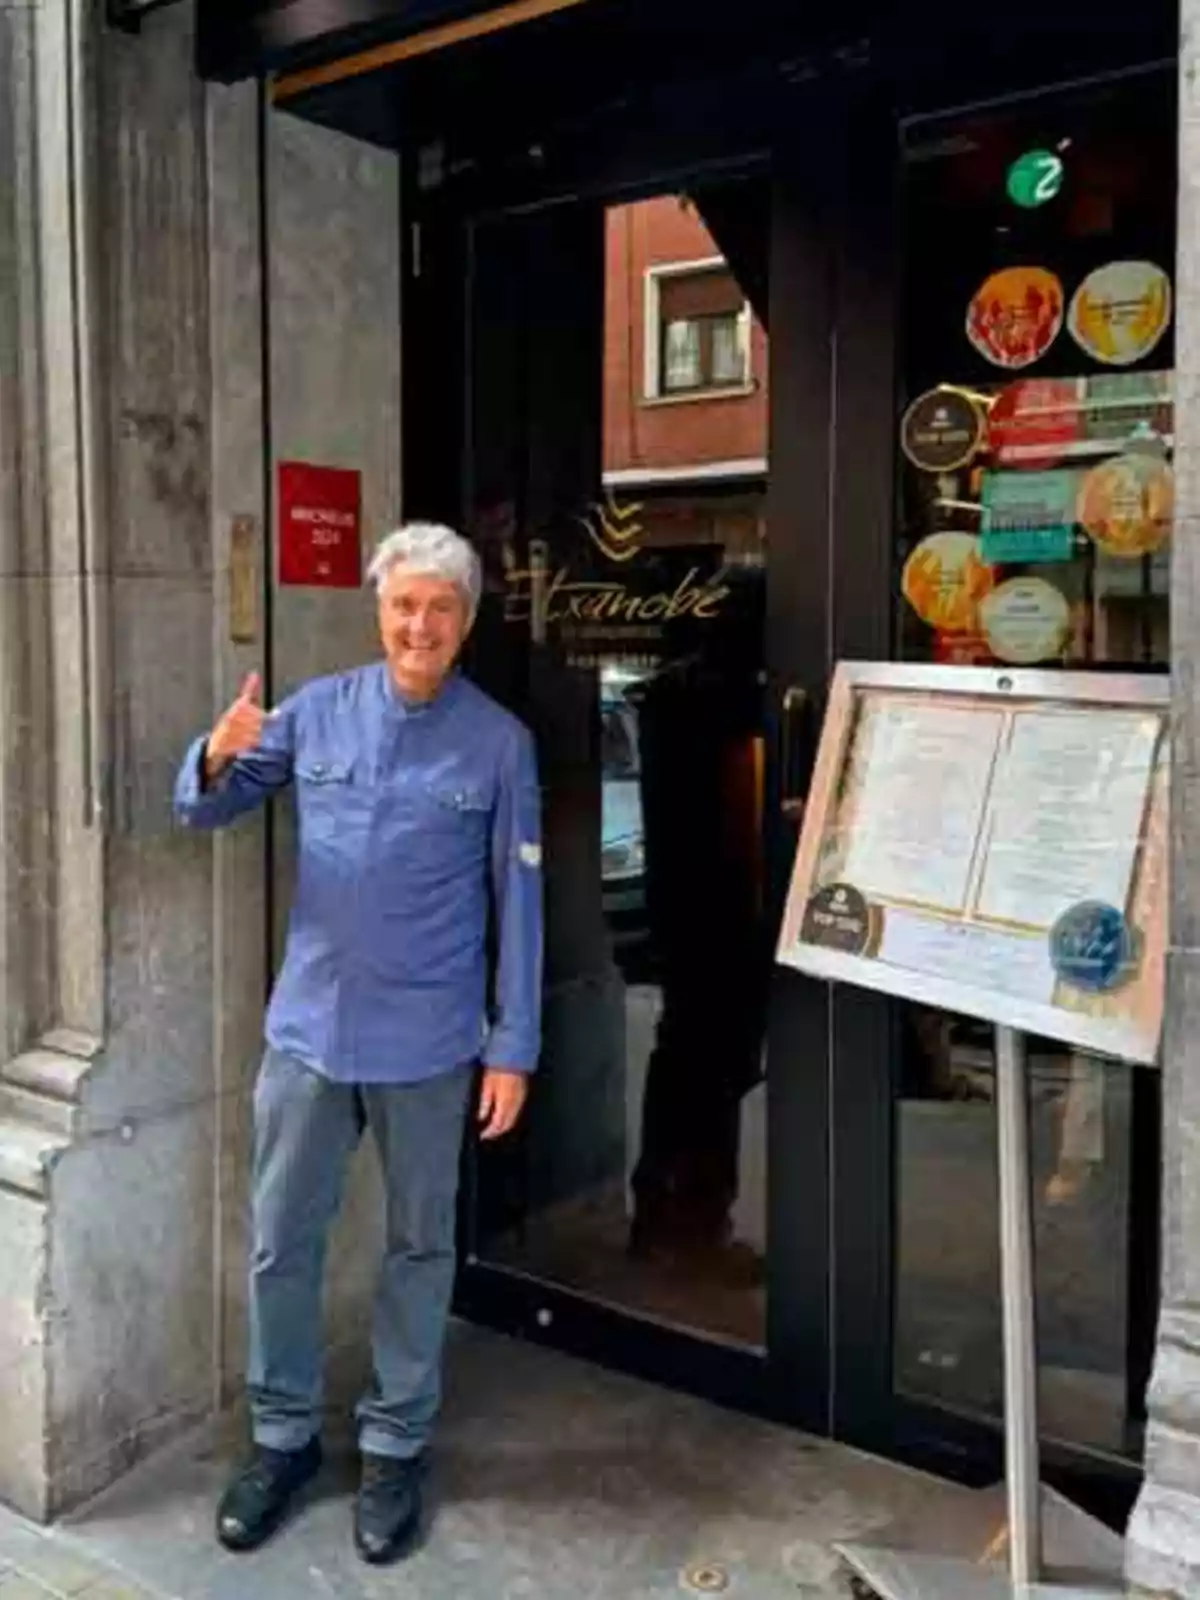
[174,664,543,1084]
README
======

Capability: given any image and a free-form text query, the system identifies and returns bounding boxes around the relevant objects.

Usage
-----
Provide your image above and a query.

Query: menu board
[777,663,1168,1065]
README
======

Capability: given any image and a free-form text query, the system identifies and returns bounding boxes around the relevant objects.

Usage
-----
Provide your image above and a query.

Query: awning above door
[196,0,1177,173]
[196,0,589,84]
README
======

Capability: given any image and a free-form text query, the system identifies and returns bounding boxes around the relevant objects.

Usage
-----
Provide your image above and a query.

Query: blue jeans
[246,1048,473,1460]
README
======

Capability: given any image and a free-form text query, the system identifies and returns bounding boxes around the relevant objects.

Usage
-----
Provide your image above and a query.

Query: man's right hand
[204,672,271,783]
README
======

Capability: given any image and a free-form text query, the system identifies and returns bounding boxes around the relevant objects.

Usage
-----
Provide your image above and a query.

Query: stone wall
[245,104,402,1397]
[1125,7,1200,1594]
[0,0,401,1518]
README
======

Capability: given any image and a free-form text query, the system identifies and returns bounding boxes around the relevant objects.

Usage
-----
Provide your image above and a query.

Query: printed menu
[779,669,1168,1064]
[976,708,1159,930]
[840,702,1004,913]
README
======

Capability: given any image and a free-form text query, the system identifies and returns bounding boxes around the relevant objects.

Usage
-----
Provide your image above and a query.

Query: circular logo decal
[1077,452,1173,559]
[1068,261,1172,367]
[901,531,996,633]
[979,577,1071,664]
[987,378,1081,469]
[1050,901,1134,993]
[967,266,1065,370]
[901,387,985,473]
[801,884,877,955]
[1007,149,1065,209]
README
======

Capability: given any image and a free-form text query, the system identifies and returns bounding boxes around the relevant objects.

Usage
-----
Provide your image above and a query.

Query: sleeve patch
[518,842,542,868]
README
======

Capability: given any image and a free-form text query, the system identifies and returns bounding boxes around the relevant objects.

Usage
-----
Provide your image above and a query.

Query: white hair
[367,522,482,617]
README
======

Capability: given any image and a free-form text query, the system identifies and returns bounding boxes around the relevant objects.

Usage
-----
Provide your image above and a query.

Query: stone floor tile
[46,1325,1006,1600]
[0,1529,50,1574]
[74,1583,165,1600]
[5,1545,120,1598]
[0,1573,60,1600]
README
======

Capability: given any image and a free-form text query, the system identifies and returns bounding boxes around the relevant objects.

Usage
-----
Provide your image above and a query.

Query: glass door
[450,167,834,1427]
[828,68,1173,1520]
[398,38,1168,1523]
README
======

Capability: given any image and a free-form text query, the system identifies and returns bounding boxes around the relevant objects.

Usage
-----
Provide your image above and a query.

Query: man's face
[378,567,470,698]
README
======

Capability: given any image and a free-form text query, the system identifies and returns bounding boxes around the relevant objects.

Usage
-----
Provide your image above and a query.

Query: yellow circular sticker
[901,532,996,633]
[966,266,1065,370]
[979,577,1071,664]
[1068,261,1172,367]
[1077,453,1173,558]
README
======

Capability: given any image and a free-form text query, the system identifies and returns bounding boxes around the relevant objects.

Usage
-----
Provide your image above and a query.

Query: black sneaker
[353,1453,425,1565]
[215,1439,322,1552]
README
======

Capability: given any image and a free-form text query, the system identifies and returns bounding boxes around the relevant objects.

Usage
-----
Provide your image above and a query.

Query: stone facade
[1124,6,1200,1592]
[0,0,399,1520]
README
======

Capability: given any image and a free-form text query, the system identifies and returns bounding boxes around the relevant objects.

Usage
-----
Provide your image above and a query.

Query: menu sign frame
[777,662,1168,1066]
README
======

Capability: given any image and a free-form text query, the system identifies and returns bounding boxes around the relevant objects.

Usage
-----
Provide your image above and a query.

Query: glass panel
[664,317,703,391]
[891,72,1172,1458]
[473,191,771,1352]
[711,314,746,385]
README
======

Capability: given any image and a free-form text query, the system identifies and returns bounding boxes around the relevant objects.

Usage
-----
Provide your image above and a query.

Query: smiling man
[174,523,542,1565]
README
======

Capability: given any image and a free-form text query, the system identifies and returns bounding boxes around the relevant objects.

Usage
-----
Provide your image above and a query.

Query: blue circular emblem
[1049,901,1133,993]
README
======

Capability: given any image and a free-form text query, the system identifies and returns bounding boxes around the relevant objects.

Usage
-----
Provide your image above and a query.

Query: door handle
[528,538,550,646]
[780,686,809,825]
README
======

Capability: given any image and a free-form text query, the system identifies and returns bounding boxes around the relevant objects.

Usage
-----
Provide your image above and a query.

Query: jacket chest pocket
[395,782,491,868]
[418,782,490,836]
[425,782,490,822]
[295,758,360,841]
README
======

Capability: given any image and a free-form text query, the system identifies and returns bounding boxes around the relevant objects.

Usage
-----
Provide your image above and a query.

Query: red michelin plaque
[278,461,362,588]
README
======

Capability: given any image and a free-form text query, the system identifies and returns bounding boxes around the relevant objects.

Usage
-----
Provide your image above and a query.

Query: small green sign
[1007,149,1064,209]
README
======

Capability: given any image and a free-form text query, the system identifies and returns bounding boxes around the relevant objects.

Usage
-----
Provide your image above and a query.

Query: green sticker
[981,469,1077,564]
[980,525,1074,563]
[1007,149,1065,209]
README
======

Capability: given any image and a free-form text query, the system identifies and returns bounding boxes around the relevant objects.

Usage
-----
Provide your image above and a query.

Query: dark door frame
[397,61,1151,1527]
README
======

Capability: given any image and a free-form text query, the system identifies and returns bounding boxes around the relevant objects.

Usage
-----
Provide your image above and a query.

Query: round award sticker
[966,266,1065,370]
[979,576,1070,664]
[901,531,996,633]
[1049,901,1135,994]
[801,884,876,955]
[987,377,1081,468]
[901,388,984,473]
[1077,452,1173,558]
[1068,261,1172,367]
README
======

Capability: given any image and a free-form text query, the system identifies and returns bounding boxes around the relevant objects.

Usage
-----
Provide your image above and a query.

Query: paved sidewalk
[0,1516,158,1600]
[0,1325,1014,1600]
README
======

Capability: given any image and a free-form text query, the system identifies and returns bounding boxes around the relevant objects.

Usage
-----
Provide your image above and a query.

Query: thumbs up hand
[205,672,272,781]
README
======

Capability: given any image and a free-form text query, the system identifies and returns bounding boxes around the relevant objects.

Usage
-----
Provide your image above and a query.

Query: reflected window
[650,265,750,396]
[664,318,705,391]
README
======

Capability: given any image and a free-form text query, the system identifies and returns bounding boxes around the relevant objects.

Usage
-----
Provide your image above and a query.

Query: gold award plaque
[901,387,985,473]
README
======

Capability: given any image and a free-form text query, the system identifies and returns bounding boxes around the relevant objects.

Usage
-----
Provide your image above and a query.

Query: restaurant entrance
[400,72,1171,1524]
[399,109,887,1447]
[240,0,1180,1524]
[452,172,804,1401]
